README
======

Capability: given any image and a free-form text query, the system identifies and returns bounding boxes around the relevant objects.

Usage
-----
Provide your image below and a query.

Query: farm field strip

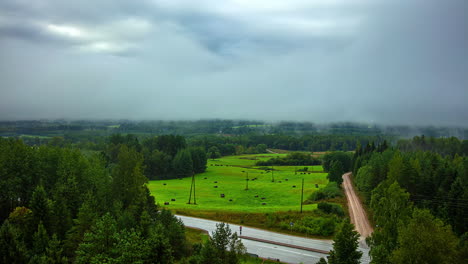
[148,154,328,213]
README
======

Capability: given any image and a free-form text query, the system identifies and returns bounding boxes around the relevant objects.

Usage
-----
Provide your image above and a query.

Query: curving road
[342,172,373,244]
[177,215,370,264]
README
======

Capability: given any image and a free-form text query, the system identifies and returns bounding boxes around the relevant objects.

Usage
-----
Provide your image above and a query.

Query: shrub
[309,182,343,201]
[318,202,345,217]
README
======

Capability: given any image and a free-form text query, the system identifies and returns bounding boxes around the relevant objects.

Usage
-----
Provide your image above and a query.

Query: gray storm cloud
[0,0,467,126]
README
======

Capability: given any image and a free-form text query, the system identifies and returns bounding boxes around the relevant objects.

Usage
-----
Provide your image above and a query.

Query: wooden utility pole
[187,172,197,204]
[242,171,249,190]
[245,171,249,190]
[300,178,304,213]
[271,166,275,182]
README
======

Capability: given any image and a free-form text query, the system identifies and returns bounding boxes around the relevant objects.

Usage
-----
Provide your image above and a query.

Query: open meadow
[148,154,328,213]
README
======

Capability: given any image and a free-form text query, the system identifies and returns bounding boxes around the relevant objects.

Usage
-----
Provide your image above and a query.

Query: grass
[231,124,272,129]
[185,227,209,245]
[19,134,53,139]
[242,256,287,264]
[148,154,328,213]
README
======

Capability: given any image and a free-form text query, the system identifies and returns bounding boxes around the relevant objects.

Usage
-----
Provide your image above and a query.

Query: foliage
[0,138,188,263]
[317,203,345,217]
[390,209,459,264]
[327,160,344,185]
[323,152,353,172]
[208,146,222,160]
[281,216,338,237]
[328,219,362,264]
[308,182,343,201]
[367,181,412,264]
[173,149,194,178]
[256,152,321,166]
[199,223,246,264]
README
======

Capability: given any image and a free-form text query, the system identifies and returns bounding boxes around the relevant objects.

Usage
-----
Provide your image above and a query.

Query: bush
[318,202,345,217]
[281,216,339,237]
[309,182,343,201]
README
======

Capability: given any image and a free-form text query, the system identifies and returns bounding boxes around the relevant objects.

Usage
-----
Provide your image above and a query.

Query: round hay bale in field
[171,198,176,201]
[164,202,169,205]
[229,199,233,202]
[214,186,218,188]
[214,181,218,183]
[261,197,266,200]
[204,177,207,179]
[163,183,167,185]
[220,194,225,198]
[292,185,296,188]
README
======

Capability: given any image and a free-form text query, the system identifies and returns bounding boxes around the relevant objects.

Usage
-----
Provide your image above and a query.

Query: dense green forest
[2,120,468,263]
[0,137,242,263]
[351,137,468,263]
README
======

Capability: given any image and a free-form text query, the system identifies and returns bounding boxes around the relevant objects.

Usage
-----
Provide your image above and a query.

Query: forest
[1,122,468,263]
[350,137,468,263]
[0,137,243,263]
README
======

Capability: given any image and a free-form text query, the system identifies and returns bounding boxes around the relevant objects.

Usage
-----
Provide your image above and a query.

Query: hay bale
[214,186,218,188]
[220,194,225,198]
[163,183,167,186]
[171,198,176,201]
[292,185,296,188]
[164,202,169,205]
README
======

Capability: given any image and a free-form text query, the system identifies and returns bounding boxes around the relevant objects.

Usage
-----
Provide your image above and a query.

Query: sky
[0,0,467,126]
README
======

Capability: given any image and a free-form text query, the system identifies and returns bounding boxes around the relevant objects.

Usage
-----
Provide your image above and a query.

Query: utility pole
[193,171,196,204]
[300,178,304,213]
[271,166,275,182]
[242,171,249,190]
[187,171,197,204]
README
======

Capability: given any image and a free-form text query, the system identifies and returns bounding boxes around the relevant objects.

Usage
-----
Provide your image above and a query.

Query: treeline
[4,120,467,138]
[256,152,321,166]
[187,134,386,158]
[351,139,468,263]
[104,134,207,180]
[397,135,468,156]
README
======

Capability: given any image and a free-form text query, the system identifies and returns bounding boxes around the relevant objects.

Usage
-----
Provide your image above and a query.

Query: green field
[148,154,328,213]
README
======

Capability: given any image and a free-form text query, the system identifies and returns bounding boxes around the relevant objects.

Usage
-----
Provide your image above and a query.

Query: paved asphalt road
[177,215,370,264]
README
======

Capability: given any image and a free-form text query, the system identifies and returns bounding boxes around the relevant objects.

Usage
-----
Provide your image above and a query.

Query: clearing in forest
[148,154,328,213]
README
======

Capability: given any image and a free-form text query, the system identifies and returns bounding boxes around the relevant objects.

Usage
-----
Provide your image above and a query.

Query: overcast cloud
[0,0,467,126]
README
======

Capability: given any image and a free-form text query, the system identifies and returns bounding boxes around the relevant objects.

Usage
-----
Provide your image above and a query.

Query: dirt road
[342,172,373,239]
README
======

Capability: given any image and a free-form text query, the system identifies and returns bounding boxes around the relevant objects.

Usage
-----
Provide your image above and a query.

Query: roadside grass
[185,227,209,245]
[148,154,328,213]
[242,255,287,264]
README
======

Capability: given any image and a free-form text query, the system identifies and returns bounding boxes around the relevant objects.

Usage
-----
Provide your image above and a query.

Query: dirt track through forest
[342,172,373,239]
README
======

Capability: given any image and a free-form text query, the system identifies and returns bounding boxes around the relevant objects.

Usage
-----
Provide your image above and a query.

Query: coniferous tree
[173,149,193,178]
[328,219,362,264]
